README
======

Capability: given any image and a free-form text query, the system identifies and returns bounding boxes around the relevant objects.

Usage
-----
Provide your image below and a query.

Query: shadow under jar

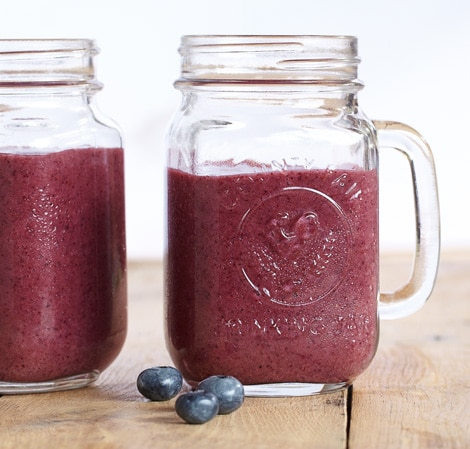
[165,35,440,397]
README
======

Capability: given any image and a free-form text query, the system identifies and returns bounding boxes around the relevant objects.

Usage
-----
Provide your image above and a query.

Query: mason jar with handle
[165,35,440,397]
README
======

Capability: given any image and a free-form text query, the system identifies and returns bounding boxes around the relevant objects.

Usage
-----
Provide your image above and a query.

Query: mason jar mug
[165,35,440,396]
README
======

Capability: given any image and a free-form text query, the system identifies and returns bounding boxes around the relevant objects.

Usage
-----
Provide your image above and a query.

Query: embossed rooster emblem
[239,188,351,306]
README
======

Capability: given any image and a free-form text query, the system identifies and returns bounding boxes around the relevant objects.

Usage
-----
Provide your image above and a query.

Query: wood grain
[351,251,470,449]
[0,252,469,449]
[0,261,347,449]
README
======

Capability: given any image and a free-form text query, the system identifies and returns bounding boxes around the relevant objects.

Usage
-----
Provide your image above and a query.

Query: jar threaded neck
[177,35,362,90]
[0,39,101,90]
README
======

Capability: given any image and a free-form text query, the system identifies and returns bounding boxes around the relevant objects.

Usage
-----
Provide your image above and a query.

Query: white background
[1,0,469,259]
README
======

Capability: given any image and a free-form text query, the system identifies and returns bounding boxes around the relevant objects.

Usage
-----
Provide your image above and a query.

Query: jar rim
[0,39,98,54]
[179,34,357,41]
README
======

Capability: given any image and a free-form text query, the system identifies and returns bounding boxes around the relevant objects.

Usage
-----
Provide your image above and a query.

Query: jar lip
[0,39,98,54]
[180,34,357,44]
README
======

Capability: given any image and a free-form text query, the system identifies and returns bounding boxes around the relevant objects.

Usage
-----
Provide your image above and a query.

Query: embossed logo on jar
[238,187,351,306]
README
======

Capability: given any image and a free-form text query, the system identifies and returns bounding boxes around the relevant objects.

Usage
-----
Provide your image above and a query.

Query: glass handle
[374,120,440,320]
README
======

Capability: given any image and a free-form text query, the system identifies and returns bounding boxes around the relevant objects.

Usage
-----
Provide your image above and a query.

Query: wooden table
[1,252,469,448]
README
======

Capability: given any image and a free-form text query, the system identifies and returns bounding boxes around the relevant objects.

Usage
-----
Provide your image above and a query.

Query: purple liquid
[166,166,379,386]
[0,148,126,383]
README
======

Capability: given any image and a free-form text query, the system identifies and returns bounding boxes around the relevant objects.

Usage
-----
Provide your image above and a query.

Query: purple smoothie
[166,166,379,386]
[0,147,127,383]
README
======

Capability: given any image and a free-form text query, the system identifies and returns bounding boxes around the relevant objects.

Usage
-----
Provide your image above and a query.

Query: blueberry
[197,375,245,414]
[175,390,220,424]
[136,366,183,401]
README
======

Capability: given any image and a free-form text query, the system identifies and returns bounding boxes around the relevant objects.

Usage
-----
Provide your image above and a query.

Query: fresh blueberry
[197,375,245,414]
[136,366,183,401]
[175,390,220,424]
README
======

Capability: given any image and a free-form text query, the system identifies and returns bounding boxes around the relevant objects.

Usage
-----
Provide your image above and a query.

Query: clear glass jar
[0,39,127,394]
[165,35,440,396]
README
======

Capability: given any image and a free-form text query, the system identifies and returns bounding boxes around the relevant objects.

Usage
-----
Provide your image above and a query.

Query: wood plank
[1,389,349,449]
[350,252,470,448]
[1,253,468,448]
[0,261,349,449]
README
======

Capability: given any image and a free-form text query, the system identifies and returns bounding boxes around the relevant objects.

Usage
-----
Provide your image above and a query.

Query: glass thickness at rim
[180,34,357,44]
[0,39,97,52]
